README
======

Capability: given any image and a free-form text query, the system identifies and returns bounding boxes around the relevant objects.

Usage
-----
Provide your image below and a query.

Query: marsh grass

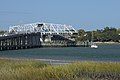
[0,59,120,80]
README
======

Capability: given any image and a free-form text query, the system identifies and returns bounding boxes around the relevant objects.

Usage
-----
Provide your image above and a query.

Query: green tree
[76,27,120,42]
[76,29,86,41]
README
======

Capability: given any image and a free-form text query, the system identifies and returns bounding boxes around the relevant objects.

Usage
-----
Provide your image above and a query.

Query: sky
[0,0,120,31]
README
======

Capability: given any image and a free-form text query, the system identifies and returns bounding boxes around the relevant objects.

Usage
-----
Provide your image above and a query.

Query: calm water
[0,44,120,62]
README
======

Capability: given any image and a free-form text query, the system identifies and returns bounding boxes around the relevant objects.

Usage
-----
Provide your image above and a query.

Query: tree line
[76,27,120,42]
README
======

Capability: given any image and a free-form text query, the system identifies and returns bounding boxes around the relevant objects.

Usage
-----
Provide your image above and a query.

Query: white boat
[90,31,98,49]
[91,44,98,48]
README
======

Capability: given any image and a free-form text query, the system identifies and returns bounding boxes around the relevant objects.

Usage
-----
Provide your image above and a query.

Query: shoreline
[0,57,73,65]
[0,57,119,65]
[94,42,120,44]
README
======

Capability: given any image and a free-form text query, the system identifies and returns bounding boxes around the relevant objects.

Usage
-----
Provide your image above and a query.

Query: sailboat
[90,31,98,48]
[91,44,98,48]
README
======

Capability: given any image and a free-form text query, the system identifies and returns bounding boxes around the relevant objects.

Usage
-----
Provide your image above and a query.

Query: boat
[90,31,98,48]
[91,44,98,48]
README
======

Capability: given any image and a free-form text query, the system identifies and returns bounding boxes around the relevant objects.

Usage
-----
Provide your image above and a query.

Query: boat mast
[91,31,94,44]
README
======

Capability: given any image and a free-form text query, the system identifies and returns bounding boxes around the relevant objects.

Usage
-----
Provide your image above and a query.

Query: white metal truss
[9,22,77,35]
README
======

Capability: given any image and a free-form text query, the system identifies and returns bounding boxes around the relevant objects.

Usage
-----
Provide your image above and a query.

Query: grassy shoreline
[0,59,120,80]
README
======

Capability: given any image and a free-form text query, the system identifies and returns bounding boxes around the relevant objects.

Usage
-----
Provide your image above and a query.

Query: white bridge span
[9,22,77,35]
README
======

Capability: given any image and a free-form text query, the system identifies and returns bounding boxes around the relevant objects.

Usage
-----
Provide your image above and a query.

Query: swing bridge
[0,22,79,51]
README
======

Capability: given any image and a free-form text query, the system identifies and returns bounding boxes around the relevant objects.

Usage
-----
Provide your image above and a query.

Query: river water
[0,44,120,63]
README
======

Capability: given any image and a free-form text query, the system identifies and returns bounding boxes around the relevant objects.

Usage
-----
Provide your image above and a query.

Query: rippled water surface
[0,44,120,62]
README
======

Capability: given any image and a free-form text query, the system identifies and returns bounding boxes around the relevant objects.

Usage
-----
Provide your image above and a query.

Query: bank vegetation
[0,59,120,80]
